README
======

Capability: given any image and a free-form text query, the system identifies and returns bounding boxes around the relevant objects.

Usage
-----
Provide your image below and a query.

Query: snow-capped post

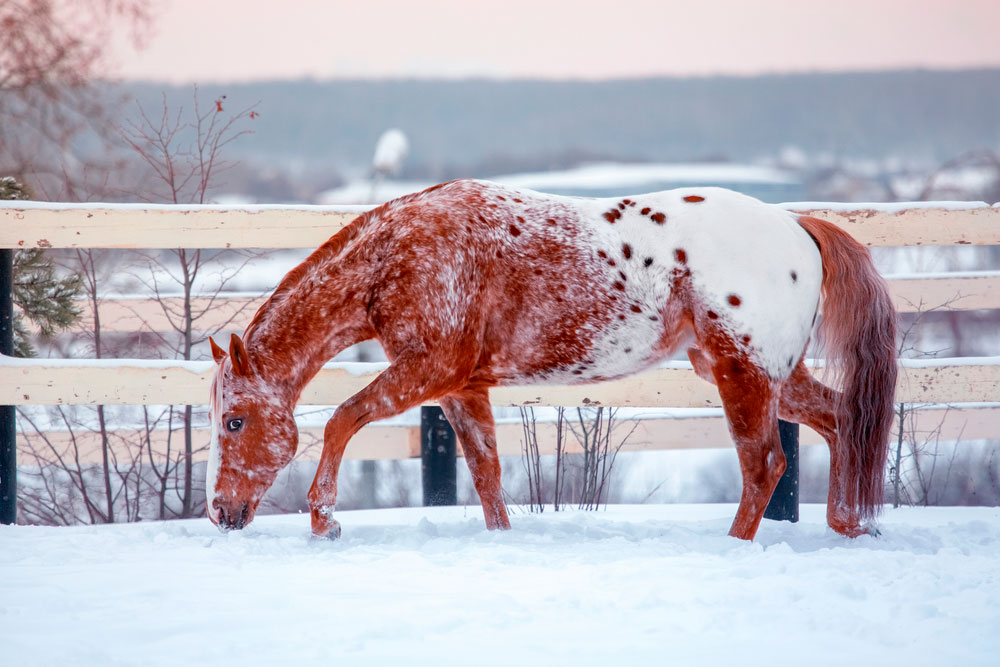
[764,421,799,522]
[0,246,15,524]
[369,129,409,203]
[421,406,457,506]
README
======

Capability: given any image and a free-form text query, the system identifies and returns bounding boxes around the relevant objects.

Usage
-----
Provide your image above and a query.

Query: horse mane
[243,182,456,345]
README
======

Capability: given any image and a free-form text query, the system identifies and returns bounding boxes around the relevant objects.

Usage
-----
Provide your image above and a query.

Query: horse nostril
[236,502,250,529]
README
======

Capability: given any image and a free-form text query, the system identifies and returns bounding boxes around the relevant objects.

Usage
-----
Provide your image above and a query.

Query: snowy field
[3,505,999,666]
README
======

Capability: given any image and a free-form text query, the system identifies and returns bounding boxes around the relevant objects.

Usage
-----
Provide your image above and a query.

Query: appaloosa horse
[207,179,897,540]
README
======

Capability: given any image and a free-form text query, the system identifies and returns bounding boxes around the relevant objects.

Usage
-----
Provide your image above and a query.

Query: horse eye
[226,418,244,433]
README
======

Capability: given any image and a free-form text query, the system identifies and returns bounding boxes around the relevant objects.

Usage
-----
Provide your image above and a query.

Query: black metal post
[764,419,799,522]
[420,405,456,506]
[1,248,16,524]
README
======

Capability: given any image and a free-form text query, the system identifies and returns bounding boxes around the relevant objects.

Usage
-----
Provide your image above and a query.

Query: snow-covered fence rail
[3,356,998,407]
[1,201,999,521]
[2,201,996,249]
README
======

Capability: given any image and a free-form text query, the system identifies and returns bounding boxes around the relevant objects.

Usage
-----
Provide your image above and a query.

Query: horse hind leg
[778,363,867,537]
[710,355,786,540]
[307,351,469,538]
[439,387,510,530]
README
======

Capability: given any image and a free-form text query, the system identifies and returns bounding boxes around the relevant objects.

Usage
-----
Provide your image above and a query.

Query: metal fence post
[420,405,456,506]
[1,248,16,524]
[764,419,799,522]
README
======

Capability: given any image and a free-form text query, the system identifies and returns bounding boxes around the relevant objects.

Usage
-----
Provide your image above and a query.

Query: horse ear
[229,333,253,377]
[209,336,227,364]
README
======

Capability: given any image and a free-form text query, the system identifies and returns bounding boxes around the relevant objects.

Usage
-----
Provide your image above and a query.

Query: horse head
[206,333,298,531]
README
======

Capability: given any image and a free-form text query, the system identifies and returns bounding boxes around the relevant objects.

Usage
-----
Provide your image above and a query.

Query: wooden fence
[2,201,999,467]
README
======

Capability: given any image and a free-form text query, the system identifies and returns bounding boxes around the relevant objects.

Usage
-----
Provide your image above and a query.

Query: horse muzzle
[212,498,254,531]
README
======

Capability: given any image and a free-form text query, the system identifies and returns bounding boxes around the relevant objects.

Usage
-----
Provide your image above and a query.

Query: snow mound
[3,504,999,666]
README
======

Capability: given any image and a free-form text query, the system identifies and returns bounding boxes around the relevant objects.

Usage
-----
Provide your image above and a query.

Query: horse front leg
[307,353,468,538]
[439,387,510,530]
[307,415,353,539]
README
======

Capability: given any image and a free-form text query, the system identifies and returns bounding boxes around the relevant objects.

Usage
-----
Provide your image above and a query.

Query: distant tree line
[121,69,1000,179]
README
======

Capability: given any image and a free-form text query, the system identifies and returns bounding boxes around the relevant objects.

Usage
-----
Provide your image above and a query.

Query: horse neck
[243,224,371,403]
[244,303,338,404]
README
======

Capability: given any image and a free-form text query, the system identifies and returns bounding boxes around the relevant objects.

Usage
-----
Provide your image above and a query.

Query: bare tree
[520,406,635,511]
[16,400,174,526]
[119,87,260,517]
[0,0,152,199]
[16,244,149,526]
[567,407,638,510]
[15,87,263,525]
[890,295,966,509]
[520,407,569,512]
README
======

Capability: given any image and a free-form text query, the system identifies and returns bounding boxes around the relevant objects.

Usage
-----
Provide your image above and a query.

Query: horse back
[359,180,822,386]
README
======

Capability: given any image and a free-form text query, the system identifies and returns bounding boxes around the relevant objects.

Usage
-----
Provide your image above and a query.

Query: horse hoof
[311,518,342,540]
[310,503,342,540]
[830,521,879,539]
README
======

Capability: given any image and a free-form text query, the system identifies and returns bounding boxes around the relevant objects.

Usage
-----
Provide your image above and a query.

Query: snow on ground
[3,505,999,666]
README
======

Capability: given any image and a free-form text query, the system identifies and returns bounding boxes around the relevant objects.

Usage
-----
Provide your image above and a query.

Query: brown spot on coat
[622,243,632,259]
[650,212,666,224]
[509,224,521,237]
[727,294,742,307]
[674,248,687,264]
[640,207,651,215]
[684,195,705,203]
[604,209,622,223]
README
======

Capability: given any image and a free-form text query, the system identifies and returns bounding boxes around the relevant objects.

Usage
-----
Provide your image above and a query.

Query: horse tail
[797,215,897,522]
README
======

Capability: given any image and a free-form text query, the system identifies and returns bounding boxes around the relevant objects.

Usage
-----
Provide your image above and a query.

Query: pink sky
[110,0,1000,82]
